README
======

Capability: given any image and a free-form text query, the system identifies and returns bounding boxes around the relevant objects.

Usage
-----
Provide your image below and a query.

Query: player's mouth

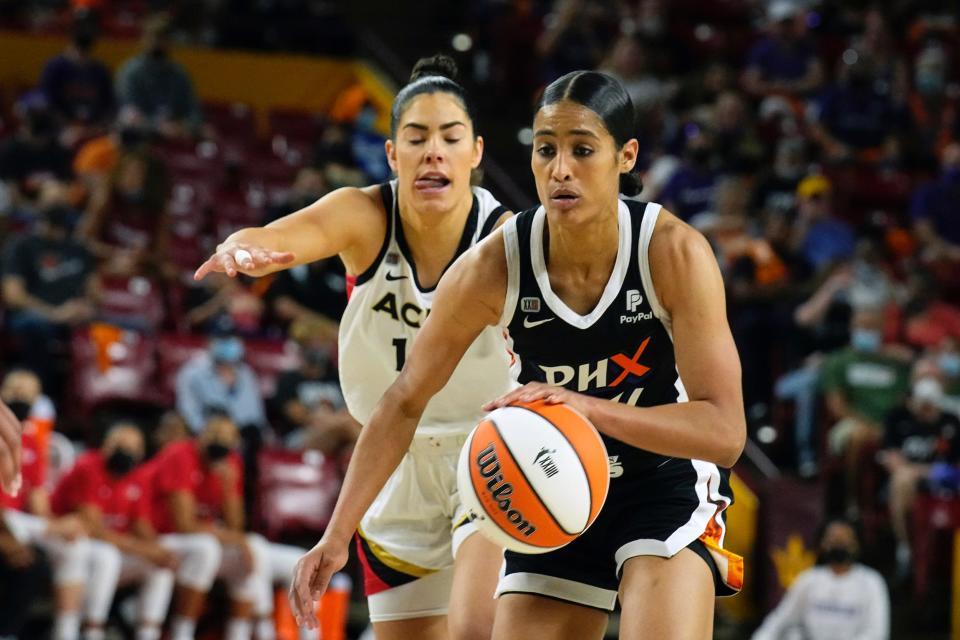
[549,188,581,210]
[414,172,452,195]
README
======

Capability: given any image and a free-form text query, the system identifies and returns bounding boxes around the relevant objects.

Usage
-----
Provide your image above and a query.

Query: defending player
[196,55,514,639]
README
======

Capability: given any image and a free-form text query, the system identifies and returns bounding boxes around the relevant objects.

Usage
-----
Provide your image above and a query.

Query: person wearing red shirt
[0,396,115,640]
[53,423,177,640]
[150,413,257,640]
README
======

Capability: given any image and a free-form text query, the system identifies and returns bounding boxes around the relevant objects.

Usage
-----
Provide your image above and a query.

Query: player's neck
[545,203,620,277]
[398,194,473,287]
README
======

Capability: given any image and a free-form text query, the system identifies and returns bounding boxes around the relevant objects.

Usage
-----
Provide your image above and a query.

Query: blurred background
[1,0,960,638]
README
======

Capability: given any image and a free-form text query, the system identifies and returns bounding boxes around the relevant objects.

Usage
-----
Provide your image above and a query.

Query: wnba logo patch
[521,297,541,313]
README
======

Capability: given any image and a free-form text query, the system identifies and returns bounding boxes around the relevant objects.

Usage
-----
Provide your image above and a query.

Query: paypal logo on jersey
[621,289,653,323]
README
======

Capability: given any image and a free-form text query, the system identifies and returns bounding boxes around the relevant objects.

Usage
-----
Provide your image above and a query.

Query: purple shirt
[746,37,817,82]
[911,171,960,245]
[659,164,718,221]
[39,54,114,123]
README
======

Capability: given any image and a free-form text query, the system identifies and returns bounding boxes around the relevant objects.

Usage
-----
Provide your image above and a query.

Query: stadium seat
[70,325,164,414]
[97,274,166,333]
[255,447,342,539]
[243,337,301,398]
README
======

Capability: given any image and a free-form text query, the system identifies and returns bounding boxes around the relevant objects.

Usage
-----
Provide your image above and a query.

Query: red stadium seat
[97,274,166,333]
[204,101,258,144]
[70,325,164,414]
[255,447,342,539]
[267,108,325,143]
[243,338,301,398]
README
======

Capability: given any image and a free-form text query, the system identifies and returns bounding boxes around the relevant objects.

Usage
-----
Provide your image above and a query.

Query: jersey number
[392,338,407,371]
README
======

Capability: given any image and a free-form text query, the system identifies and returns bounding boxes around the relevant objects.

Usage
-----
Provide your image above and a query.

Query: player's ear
[385,139,398,174]
[472,135,484,169]
[618,139,638,174]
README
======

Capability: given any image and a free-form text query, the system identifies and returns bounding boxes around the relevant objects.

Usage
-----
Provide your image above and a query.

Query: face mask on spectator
[73,32,95,53]
[850,329,881,353]
[211,338,244,364]
[106,449,137,475]
[205,442,231,461]
[916,70,945,96]
[6,400,31,422]
[820,546,855,565]
[937,353,960,378]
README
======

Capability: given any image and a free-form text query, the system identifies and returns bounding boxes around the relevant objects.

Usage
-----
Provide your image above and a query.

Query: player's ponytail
[391,54,477,140]
[539,71,643,197]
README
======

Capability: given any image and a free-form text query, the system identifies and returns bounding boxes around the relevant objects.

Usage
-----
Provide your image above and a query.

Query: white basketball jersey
[339,180,515,436]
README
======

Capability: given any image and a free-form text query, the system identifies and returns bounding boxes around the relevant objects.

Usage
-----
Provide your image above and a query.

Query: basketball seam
[511,404,600,532]
[491,415,581,536]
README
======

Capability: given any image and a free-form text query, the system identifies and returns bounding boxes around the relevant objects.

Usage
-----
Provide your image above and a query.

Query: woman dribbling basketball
[292,70,746,639]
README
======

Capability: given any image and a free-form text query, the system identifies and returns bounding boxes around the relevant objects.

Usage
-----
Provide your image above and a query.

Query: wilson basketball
[456,400,610,554]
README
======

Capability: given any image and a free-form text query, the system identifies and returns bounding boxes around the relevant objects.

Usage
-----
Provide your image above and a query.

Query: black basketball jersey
[501,199,684,474]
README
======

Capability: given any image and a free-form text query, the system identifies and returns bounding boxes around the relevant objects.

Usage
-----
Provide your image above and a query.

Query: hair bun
[409,54,460,84]
[619,171,643,197]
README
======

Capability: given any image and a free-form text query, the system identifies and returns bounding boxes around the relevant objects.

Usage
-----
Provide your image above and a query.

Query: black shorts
[495,457,743,611]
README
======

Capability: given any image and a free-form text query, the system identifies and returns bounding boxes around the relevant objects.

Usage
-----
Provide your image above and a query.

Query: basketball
[456,400,610,554]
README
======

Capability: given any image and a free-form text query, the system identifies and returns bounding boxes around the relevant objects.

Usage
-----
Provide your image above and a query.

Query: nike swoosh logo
[385,272,408,281]
[523,316,554,329]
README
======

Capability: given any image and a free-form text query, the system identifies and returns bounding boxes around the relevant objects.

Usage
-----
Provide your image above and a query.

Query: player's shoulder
[649,207,711,261]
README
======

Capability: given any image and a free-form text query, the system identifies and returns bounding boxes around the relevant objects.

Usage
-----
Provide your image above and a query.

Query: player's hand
[148,544,180,569]
[194,242,295,280]
[47,515,87,541]
[0,533,35,568]
[483,382,595,417]
[289,537,349,629]
[0,400,23,495]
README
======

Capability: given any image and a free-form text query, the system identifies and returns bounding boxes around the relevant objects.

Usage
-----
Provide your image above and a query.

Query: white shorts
[357,432,479,622]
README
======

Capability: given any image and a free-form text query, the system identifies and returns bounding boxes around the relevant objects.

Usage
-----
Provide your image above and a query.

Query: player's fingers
[269,251,296,264]
[193,256,223,280]
[0,448,16,494]
[295,563,319,628]
[219,252,239,277]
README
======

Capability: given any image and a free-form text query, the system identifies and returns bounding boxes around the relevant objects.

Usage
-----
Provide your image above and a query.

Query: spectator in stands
[752,136,808,217]
[183,273,266,336]
[742,1,824,100]
[265,256,346,342]
[932,337,960,415]
[153,410,189,451]
[752,519,889,640]
[0,389,119,640]
[272,340,356,455]
[822,309,911,514]
[73,113,152,197]
[78,148,170,275]
[600,34,672,113]
[115,14,202,138]
[790,174,856,274]
[175,335,266,435]
[263,166,329,225]
[312,123,367,189]
[147,417,244,640]
[711,91,764,174]
[52,423,176,640]
[38,16,115,140]
[350,102,391,183]
[808,56,901,164]
[0,517,49,639]
[901,268,960,349]
[659,123,719,223]
[904,43,957,169]
[535,0,618,81]
[847,8,909,106]
[2,201,98,393]
[879,377,960,577]
[0,100,73,223]
[1,368,57,455]
[911,142,960,263]
[147,414,260,639]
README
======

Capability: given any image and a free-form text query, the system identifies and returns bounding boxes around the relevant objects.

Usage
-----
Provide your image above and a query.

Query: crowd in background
[1,0,960,637]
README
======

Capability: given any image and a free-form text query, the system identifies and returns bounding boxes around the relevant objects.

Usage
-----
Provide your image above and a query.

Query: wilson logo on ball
[475,444,537,537]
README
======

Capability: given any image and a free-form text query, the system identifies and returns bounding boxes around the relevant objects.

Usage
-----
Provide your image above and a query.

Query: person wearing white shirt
[752,519,889,640]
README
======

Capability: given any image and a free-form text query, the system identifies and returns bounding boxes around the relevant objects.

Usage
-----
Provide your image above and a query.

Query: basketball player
[290,71,746,640]
[194,55,514,639]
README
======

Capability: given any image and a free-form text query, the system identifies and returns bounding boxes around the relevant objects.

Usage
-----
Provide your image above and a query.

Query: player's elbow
[718,415,747,469]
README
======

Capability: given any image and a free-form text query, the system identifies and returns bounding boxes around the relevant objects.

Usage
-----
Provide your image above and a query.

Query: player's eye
[536,145,556,157]
[574,145,594,157]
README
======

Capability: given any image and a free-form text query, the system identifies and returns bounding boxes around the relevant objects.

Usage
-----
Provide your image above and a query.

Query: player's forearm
[322,385,425,545]
[585,396,745,468]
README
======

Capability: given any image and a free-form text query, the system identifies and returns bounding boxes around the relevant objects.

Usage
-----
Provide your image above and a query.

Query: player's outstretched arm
[0,400,22,495]
[486,212,746,468]
[289,231,508,629]
[194,185,384,280]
